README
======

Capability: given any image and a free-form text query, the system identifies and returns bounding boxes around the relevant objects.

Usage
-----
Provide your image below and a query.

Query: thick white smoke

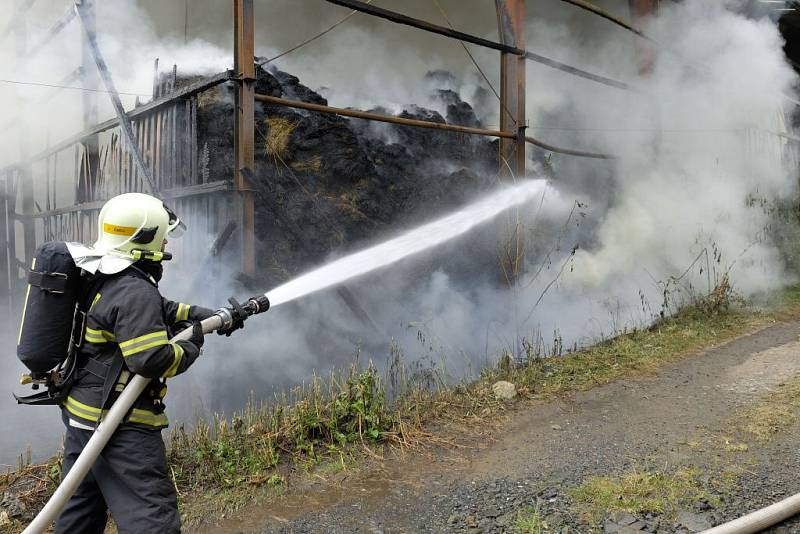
[531,1,798,298]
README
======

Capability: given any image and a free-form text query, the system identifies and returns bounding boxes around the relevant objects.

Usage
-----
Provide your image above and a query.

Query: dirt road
[202,319,800,533]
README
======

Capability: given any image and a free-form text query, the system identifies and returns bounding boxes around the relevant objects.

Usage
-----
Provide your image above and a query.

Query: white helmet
[94,193,185,260]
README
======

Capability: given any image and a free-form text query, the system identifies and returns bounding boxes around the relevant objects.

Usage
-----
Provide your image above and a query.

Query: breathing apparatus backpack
[15,241,100,406]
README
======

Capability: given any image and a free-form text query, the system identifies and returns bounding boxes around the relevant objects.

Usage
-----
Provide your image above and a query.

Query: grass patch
[678,378,800,458]
[719,437,749,452]
[5,285,798,529]
[168,363,398,494]
[742,404,795,441]
[569,467,717,523]
[487,303,772,401]
[779,283,800,309]
[736,378,800,442]
[514,505,548,533]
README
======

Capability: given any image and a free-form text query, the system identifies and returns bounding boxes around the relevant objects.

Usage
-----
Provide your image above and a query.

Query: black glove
[216,298,246,337]
[188,321,205,349]
[216,317,244,337]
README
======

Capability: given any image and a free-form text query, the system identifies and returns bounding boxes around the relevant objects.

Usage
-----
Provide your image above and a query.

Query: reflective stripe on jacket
[63,266,213,429]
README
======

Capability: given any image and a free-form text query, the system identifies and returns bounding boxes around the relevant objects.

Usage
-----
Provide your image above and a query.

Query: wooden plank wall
[3,66,238,299]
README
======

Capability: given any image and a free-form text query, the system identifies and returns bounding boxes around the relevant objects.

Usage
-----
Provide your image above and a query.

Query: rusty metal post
[15,0,35,279]
[629,0,658,76]
[81,0,100,204]
[496,0,526,179]
[495,0,526,291]
[233,0,256,278]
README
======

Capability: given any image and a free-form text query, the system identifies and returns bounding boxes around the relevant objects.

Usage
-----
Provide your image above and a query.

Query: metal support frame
[524,50,633,91]
[233,0,256,278]
[562,0,646,38]
[323,0,616,161]
[255,93,515,138]
[324,0,632,93]
[495,0,526,287]
[255,93,613,159]
[496,0,526,178]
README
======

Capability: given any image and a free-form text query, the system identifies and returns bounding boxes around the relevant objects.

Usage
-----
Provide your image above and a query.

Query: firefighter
[54,193,237,534]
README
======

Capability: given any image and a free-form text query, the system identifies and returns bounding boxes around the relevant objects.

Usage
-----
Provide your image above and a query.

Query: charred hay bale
[192,63,502,287]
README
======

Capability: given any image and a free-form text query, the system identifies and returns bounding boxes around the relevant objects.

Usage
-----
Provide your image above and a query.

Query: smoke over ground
[1,0,798,463]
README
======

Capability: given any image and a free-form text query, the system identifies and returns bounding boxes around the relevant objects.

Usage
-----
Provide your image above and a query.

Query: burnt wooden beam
[209,220,237,257]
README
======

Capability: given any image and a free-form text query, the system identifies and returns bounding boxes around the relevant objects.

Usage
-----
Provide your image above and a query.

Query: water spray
[23,180,548,533]
[264,180,549,306]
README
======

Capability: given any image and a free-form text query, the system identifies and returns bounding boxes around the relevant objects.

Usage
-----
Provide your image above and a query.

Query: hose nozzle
[213,294,271,334]
[244,294,270,315]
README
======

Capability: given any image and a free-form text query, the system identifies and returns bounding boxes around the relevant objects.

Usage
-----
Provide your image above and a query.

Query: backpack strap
[27,270,69,293]
[71,274,108,350]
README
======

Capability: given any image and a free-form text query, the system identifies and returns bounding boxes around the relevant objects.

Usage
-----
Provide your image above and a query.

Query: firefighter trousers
[54,412,180,534]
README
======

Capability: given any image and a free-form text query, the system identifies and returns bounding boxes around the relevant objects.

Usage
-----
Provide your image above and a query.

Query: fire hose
[22,294,269,534]
[700,494,800,534]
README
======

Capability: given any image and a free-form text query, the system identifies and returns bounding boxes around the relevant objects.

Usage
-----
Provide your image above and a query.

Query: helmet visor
[163,203,186,239]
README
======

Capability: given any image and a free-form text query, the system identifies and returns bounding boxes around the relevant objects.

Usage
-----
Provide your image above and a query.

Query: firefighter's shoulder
[103,270,163,307]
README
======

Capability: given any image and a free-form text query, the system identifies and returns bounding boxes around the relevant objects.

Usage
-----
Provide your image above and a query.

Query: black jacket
[62,265,213,429]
